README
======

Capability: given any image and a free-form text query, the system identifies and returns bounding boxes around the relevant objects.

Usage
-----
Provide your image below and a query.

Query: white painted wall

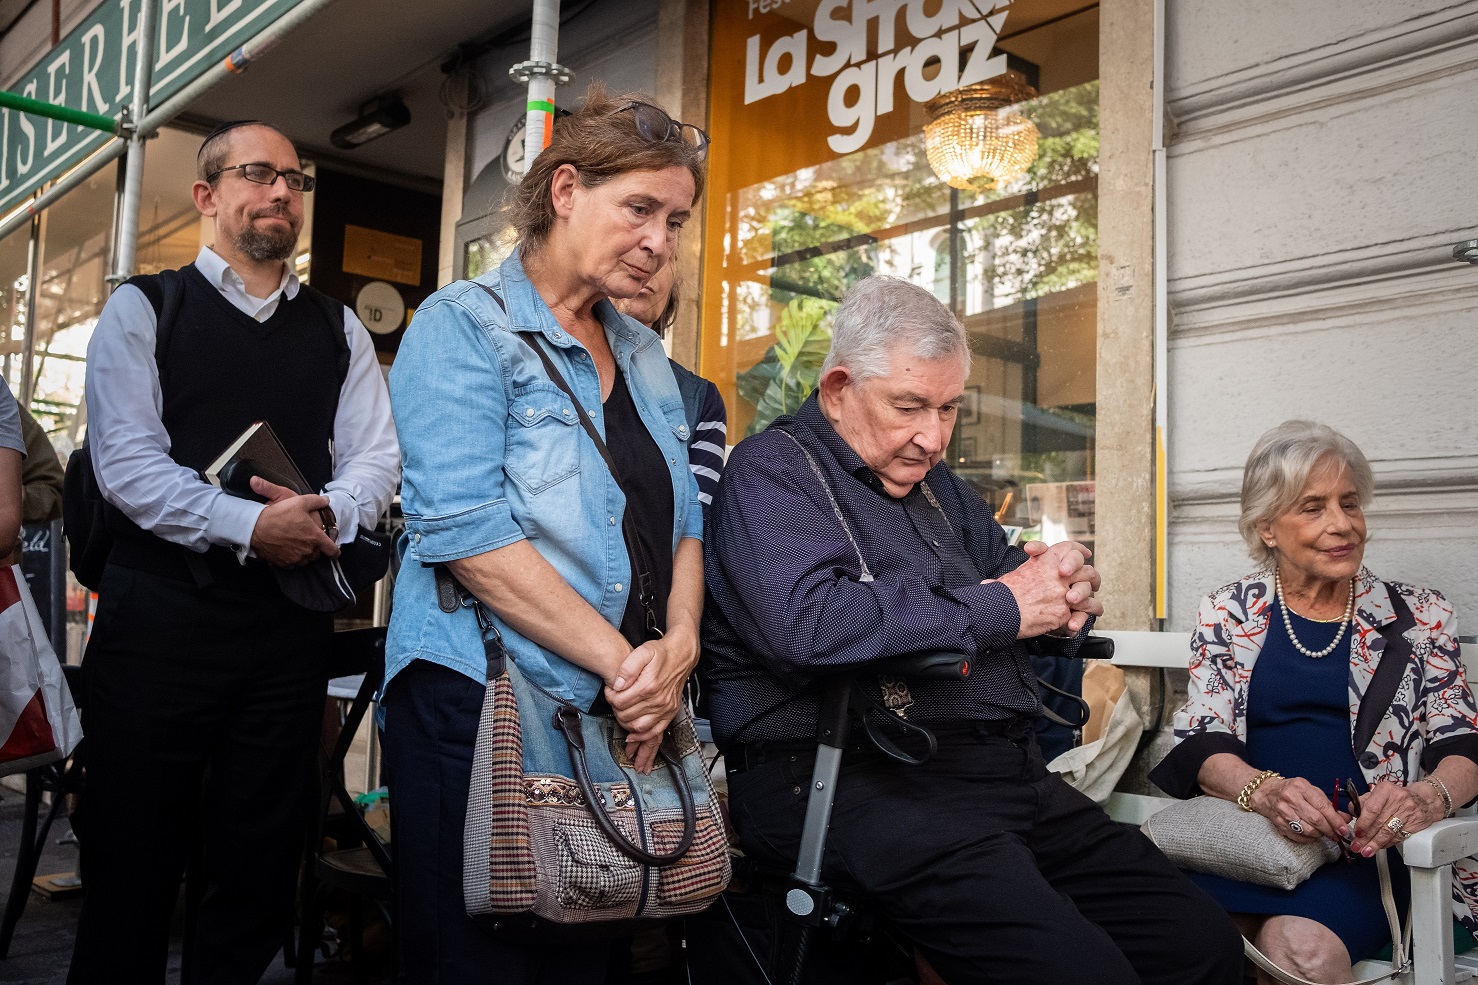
[1163,0,1478,626]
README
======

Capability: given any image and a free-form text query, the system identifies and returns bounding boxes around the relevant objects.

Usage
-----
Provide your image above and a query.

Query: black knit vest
[111,264,342,590]
[158,265,339,488]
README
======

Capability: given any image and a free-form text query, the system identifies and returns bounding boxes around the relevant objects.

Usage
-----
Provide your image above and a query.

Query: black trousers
[68,564,330,985]
[728,723,1244,985]
[381,659,609,985]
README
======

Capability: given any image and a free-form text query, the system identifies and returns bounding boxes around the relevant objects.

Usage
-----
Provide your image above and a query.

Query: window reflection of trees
[730,79,1100,481]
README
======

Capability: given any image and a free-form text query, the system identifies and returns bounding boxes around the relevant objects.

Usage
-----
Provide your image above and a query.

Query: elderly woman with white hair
[1151,420,1478,982]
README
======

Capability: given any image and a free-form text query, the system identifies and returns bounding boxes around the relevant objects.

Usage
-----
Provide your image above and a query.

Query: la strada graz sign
[741,0,1013,154]
[0,0,303,219]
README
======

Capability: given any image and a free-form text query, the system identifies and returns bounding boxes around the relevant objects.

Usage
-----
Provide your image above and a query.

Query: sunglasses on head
[612,101,709,161]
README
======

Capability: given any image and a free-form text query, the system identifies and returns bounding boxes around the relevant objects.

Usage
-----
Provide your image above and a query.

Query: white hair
[1239,420,1375,566]
[820,276,971,381]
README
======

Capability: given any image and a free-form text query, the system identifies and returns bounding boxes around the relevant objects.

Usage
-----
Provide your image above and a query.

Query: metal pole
[1151,0,1168,623]
[524,0,560,170]
[0,91,117,135]
[111,0,158,282]
[512,0,571,175]
[18,211,42,408]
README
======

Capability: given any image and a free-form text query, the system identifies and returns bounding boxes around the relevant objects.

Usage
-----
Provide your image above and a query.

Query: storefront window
[28,161,117,455]
[136,128,213,276]
[0,225,30,398]
[703,1,1099,546]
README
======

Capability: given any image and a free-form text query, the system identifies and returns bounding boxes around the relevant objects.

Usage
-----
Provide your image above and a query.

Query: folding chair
[295,627,391,984]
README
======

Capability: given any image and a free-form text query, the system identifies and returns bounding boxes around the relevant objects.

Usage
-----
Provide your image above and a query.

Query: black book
[205,421,335,536]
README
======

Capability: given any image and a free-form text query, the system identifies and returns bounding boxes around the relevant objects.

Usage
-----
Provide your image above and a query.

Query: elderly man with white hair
[702,276,1242,985]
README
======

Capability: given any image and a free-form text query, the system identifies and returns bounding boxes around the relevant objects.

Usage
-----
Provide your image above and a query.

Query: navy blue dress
[1189,609,1410,963]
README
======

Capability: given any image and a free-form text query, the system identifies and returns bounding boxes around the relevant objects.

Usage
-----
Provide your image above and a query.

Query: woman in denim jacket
[383,87,708,983]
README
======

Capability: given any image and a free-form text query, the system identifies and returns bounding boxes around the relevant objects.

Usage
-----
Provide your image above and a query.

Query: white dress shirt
[85,246,400,557]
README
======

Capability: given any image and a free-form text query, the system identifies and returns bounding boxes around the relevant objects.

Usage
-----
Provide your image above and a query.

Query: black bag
[62,267,349,590]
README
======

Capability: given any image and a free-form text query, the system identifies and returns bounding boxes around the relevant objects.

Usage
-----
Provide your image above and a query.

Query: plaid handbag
[462,618,730,925]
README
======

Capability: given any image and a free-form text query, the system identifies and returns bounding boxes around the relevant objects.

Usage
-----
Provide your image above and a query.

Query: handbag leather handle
[552,704,697,867]
[1242,848,1409,985]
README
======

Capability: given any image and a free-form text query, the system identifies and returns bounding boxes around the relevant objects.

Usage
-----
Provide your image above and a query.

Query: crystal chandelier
[923,71,1040,192]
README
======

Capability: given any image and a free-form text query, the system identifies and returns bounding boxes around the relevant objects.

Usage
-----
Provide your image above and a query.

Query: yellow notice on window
[342,225,423,287]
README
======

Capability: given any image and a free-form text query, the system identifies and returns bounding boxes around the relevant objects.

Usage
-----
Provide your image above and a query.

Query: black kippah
[197,119,267,158]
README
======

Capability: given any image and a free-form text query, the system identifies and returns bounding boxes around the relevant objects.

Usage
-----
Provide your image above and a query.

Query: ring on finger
[1287,819,1305,834]
[1385,815,1404,833]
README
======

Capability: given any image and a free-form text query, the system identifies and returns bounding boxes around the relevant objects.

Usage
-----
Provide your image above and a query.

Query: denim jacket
[385,252,703,708]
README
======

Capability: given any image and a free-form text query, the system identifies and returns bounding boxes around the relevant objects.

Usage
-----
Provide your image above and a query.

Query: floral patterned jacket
[1153,566,1478,931]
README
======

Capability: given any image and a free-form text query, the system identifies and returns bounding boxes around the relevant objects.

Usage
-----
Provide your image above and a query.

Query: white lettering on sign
[744,29,807,104]
[747,0,795,19]
[44,52,70,156]
[116,0,144,104]
[16,81,37,175]
[156,0,191,70]
[742,0,1012,154]
[79,25,110,128]
[205,0,242,32]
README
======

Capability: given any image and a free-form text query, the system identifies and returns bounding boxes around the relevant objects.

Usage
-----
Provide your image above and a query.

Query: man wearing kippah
[69,121,399,984]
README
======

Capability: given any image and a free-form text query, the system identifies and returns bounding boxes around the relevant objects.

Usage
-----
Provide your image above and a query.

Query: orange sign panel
[342,225,423,287]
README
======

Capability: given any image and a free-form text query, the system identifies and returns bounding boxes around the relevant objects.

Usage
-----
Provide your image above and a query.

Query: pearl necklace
[1275,570,1355,659]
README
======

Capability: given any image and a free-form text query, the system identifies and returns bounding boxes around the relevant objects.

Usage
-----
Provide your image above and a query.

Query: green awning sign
[0,0,305,219]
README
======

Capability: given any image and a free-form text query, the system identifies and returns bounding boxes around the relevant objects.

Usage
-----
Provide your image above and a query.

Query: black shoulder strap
[471,281,662,636]
[122,266,188,383]
[1352,585,1417,755]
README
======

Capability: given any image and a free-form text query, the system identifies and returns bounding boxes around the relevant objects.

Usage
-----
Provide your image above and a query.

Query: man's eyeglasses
[207,163,316,192]
[613,101,709,161]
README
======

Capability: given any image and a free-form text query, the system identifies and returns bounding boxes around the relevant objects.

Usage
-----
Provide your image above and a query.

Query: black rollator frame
[782,636,1115,985]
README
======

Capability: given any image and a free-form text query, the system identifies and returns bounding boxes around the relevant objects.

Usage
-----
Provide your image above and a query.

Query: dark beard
[234,215,298,262]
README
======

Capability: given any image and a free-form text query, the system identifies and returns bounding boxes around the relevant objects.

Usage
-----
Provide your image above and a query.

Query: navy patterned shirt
[702,394,1042,746]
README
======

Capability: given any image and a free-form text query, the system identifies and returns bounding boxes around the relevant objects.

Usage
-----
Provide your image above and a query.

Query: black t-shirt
[602,367,675,648]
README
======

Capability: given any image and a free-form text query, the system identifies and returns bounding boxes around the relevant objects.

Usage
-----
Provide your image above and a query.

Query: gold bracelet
[1237,769,1282,812]
[1422,775,1454,819]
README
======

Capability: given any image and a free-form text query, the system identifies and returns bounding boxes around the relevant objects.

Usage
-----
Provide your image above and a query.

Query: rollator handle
[1029,633,1114,661]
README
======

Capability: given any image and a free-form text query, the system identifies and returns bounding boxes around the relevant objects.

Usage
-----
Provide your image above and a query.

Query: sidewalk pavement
[0,791,387,984]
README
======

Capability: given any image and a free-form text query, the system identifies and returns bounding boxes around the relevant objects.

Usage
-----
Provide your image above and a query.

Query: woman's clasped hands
[604,624,701,773]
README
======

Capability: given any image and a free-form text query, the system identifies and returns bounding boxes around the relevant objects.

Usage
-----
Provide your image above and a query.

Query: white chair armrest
[1400,816,1478,868]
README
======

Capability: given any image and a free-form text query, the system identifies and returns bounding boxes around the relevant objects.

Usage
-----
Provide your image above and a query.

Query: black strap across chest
[473,282,665,640]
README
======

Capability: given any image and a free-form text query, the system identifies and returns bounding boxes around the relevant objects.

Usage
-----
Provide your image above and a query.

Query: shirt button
[524,407,535,417]
[414,533,422,543]
[932,540,940,548]
[1359,752,1379,769]
[562,408,571,417]
[608,516,616,525]
[678,425,689,439]
[669,457,677,465]
[792,786,802,796]
[614,583,623,592]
